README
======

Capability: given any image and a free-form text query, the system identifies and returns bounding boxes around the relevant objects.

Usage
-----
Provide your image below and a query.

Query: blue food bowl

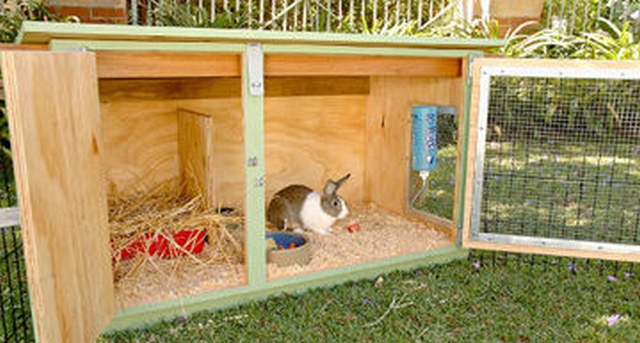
[265,232,311,266]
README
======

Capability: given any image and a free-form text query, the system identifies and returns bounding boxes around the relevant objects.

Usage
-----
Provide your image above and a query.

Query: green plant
[0,0,75,43]
[153,1,248,28]
[98,258,640,342]
[420,17,503,39]
[577,18,639,59]
[502,17,639,59]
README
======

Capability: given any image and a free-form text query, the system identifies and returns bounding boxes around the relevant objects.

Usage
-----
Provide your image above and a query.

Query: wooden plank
[472,57,640,70]
[265,55,461,77]
[366,76,463,239]
[465,240,640,263]
[96,51,460,78]
[178,109,215,207]
[0,44,48,100]
[453,56,471,239]
[1,51,114,343]
[0,43,47,50]
[177,99,244,208]
[98,76,369,102]
[461,58,483,248]
[96,51,241,78]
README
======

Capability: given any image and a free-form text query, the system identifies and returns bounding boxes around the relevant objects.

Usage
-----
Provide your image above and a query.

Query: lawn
[480,140,640,244]
[98,255,640,343]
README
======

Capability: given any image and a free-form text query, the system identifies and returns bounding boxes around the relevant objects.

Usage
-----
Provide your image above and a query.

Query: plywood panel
[1,52,114,343]
[179,95,366,207]
[100,100,179,196]
[178,99,245,208]
[265,54,461,77]
[96,51,241,78]
[99,77,369,102]
[265,95,366,203]
[178,109,215,206]
[366,76,463,237]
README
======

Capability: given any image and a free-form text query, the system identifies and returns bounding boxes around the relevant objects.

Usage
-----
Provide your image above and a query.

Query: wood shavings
[113,201,452,309]
[267,203,453,279]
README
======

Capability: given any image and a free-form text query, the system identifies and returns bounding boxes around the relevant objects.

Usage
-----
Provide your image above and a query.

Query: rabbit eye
[332,200,340,207]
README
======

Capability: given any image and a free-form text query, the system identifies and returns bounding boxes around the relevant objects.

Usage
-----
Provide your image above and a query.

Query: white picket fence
[128,0,472,31]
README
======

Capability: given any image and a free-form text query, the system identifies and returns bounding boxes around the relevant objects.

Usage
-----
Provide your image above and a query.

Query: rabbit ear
[324,173,351,195]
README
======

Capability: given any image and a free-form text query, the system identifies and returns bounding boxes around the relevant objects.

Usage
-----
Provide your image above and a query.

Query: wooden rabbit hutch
[2,22,502,342]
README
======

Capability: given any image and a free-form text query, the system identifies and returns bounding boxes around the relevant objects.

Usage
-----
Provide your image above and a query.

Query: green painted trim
[263,43,480,57]
[104,245,466,332]
[19,21,504,50]
[242,44,267,287]
[455,52,484,245]
[46,39,476,58]
[48,39,246,52]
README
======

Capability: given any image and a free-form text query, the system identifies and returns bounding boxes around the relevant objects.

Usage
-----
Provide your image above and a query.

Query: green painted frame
[19,21,503,49]
[36,27,494,332]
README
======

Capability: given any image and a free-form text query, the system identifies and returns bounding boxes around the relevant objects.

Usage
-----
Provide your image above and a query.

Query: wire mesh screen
[0,150,31,343]
[479,74,640,245]
[411,110,458,220]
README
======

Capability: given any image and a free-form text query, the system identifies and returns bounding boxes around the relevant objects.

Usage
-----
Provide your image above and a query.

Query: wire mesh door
[463,58,640,261]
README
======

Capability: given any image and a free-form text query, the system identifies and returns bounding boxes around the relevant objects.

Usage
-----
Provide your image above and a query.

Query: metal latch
[247,42,264,96]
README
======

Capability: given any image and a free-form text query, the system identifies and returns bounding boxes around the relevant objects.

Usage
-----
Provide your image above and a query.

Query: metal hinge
[246,42,264,96]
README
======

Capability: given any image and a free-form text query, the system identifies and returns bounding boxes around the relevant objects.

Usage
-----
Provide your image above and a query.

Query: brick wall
[46,0,128,24]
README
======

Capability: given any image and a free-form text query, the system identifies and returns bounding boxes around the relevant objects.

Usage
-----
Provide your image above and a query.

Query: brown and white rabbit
[267,174,350,235]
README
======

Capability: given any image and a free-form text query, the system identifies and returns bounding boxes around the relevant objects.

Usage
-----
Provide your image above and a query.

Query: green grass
[0,226,32,342]
[411,144,458,220]
[98,257,640,343]
[481,140,640,243]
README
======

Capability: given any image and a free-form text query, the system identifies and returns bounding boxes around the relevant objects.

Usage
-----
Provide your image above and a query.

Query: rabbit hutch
[1,21,504,342]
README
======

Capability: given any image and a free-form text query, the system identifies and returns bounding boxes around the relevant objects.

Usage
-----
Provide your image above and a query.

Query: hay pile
[109,181,244,290]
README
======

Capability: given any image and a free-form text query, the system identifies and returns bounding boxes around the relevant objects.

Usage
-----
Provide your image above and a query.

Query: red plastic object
[347,222,361,233]
[288,242,297,249]
[112,229,206,262]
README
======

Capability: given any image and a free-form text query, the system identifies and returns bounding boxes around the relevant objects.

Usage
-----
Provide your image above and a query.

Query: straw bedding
[110,187,452,309]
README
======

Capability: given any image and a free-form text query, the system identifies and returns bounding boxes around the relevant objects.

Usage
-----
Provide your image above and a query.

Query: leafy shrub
[503,18,639,59]
[152,1,249,28]
[0,0,75,43]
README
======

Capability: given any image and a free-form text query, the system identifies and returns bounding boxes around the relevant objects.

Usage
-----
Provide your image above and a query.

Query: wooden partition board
[1,52,114,343]
[100,99,179,196]
[178,109,215,206]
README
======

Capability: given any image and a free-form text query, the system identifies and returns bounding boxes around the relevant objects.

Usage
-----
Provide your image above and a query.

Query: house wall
[46,0,127,24]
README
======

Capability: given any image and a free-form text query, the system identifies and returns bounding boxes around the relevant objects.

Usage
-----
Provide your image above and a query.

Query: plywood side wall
[100,99,179,196]
[366,76,465,220]
[264,95,366,203]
